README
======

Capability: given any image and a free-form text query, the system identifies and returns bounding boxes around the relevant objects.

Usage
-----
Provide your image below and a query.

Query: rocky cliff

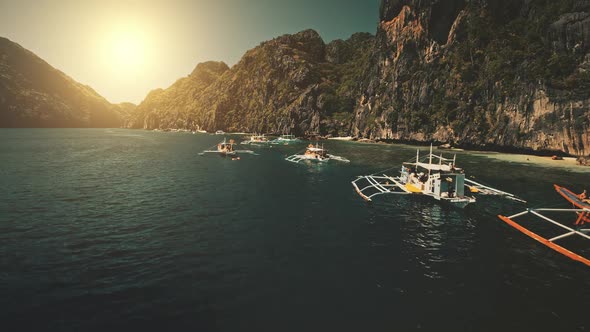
[127,30,374,136]
[0,37,123,127]
[129,0,590,155]
[126,61,229,129]
[354,0,590,155]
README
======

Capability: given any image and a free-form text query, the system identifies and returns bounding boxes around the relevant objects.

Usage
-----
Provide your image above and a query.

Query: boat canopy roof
[403,148,459,172]
[404,161,458,172]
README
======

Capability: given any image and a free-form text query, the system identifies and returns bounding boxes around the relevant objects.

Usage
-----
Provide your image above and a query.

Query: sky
[0,0,379,104]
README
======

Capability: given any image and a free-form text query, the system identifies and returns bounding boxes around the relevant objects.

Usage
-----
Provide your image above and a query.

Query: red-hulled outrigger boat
[498,184,590,267]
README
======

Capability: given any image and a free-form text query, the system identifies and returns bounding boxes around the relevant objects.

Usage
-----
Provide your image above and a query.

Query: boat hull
[443,197,476,208]
[498,214,590,267]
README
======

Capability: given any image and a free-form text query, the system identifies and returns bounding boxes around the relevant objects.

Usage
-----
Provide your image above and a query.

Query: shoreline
[144,128,586,161]
[363,138,574,158]
[11,127,580,162]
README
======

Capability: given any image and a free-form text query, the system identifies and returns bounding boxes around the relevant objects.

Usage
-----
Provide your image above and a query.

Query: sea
[1,128,589,331]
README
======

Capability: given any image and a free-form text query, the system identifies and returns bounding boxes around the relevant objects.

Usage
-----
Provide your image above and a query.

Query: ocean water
[1,128,589,331]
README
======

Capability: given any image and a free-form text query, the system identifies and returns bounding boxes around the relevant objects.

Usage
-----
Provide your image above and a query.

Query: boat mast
[428,144,433,177]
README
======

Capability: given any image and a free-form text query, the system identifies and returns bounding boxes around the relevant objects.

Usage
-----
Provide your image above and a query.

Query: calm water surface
[1,129,589,331]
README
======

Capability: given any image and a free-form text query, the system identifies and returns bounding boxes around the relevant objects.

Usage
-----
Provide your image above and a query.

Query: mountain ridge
[127,0,590,155]
[0,36,127,127]
[126,29,375,137]
[3,0,590,156]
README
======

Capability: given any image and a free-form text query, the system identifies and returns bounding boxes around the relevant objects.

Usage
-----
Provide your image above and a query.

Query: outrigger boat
[498,184,590,267]
[352,145,524,208]
[285,143,349,164]
[271,134,301,145]
[199,139,257,156]
[241,134,271,146]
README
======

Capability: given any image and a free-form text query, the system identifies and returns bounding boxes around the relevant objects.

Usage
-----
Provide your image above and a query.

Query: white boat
[197,129,207,133]
[352,145,523,208]
[241,134,271,145]
[271,134,301,145]
[215,130,225,135]
[285,143,350,163]
[199,139,257,157]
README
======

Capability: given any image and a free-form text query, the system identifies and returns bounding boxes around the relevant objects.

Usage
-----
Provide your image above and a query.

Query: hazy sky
[0,0,379,104]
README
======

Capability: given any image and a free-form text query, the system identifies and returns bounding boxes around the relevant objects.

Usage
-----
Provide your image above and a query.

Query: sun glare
[111,34,145,67]
[99,25,152,76]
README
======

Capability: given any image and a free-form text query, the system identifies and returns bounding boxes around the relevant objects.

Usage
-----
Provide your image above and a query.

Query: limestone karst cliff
[126,61,230,130]
[127,30,374,137]
[129,0,590,155]
[6,0,588,155]
[354,0,590,155]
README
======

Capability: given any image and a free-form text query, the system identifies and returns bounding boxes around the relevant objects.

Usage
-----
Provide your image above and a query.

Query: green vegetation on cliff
[355,0,590,155]
[127,31,374,136]
[6,0,585,154]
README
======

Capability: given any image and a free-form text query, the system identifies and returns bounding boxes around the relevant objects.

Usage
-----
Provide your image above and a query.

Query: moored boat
[352,145,523,208]
[271,134,301,145]
[199,139,257,157]
[498,184,590,267]
[241,134,271,145]
[285,143,349,163]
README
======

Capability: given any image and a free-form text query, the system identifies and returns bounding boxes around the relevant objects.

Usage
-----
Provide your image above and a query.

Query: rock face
[0,37,123,127]
[129,0,590,155]
[353,0,590,155]
[128,30,374,136]
[126,61,229,129]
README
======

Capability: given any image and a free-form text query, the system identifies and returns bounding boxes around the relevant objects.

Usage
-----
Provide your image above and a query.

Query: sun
[100,26,151,75]
[93,19,161,102]
[111,33,145,68]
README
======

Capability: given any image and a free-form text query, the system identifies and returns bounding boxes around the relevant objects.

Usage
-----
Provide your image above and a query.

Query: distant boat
[271,134,301,145]
[199,138,257,157]
[241,134,271,145]
[197,129,207,133]
[285,143,349,163]
[215,130,225,135]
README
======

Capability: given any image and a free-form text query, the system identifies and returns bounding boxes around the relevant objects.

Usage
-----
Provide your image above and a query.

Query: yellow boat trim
[469,186,479,193]
[405,183,422,193]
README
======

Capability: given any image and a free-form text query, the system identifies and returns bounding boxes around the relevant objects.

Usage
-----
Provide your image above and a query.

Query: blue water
[1,129,589,331]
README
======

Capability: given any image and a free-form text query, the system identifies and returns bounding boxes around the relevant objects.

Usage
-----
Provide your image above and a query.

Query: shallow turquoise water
[1,128,589,331]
